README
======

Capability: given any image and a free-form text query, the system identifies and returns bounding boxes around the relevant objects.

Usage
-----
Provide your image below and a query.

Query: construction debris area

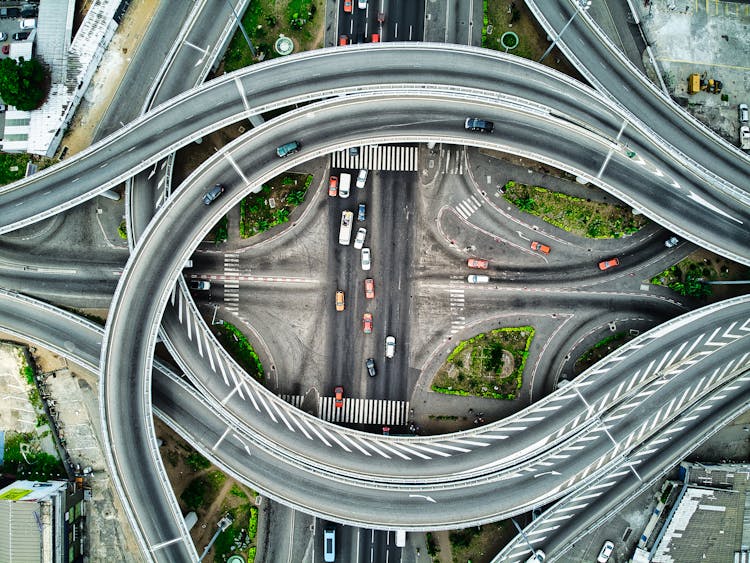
[637,0,750,146]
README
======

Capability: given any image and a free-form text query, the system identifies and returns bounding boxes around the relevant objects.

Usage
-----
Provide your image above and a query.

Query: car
[598,257,620,271]
[741,125,750,150]
[338,34,348,46]
[364,278,375,299]
[334,386,344,408]
[0,8,20,18]
[358,0,367,8]
[354,227,367,250]
[356,169,368,189]
[0,104,5,113]
[335,290,345,311]
[597,540,614,562]
[189,280,210,290]
[370,33,380,42]
[0,32,7,41]
[464,117,494,133]
[366,358,376,377]
[362,312,373,334]
[328,175,338,196]
[1,45,8,55]
[665,236,679,248]
[739,103,748,123]
[530,241,551,254]
[20,19,36,30]
[349,146,359,156]
[467,258,489,269]
[12,31,29,41]
[385,335,396,358]
[202,183,224,205]
[525,550,546,563]
[361,247,371,270]
[323,528,336,562]
[467,274,489,283]
[276,140,300,158]
[343,0,353,13]
[357,203,366,221]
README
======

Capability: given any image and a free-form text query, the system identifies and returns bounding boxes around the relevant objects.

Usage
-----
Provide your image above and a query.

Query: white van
[395,530,406,547]
[20,18,35,29]
[324,528,336,562]
[339,172,351,198]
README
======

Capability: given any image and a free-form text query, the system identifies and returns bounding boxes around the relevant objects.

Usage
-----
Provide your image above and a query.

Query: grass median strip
[502,180,647,238]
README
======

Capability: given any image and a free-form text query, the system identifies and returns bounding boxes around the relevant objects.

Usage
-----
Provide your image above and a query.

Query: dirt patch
[156,418,260,562]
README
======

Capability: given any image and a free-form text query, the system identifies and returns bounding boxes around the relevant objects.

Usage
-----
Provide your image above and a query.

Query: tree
[0,57,47,110]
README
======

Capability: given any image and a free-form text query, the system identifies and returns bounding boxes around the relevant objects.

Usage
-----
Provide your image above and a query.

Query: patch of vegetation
[0,153,32,185]
[449,527,482,548]
[451,521,515,563]
[186,452,211,472]
[240,174,311,238]
[650,259,714,298]
[574,332,635,375]
[426,532,440,557]
[223,0,323,71]
[21,362,34,385]
[502,181,647,238]
[215,322,264,380]
[181,470,226,512]
[1,431,65,480]
[164,449,179,467]
[0,57,47,110]
[215,215,229,244]
[230,484,248,499]
[432,327,534,400]
[118,220,127,240]
[212,502,258,563]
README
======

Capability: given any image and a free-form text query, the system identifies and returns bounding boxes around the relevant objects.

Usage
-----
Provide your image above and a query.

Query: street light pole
[538,0,592,63]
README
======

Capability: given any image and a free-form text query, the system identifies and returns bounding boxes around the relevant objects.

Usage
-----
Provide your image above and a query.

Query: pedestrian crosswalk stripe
[318,397,410,425]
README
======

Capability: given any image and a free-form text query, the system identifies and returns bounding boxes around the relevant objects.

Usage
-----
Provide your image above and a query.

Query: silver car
[385,335,396,358]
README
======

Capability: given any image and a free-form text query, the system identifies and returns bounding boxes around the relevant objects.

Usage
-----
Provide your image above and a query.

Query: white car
[739,103,748,123]
[353,227,367,250]
[356,169,368,189]
[385,335,395,358]
[467,275,489,284]
[597,540,614,562]
[664,236,679,248]
[358,0,368,9]
[361,247,371,270]
[525,550,546,563]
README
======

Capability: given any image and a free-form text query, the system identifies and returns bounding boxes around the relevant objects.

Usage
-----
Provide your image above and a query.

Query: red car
[328,175,338,197]
[364,278,375,299]
[334,386,344,408]
[343,0,353,13]
[338,34,348,46]
[530,241,551,255]
[362,312,373,334]
[598,257,620,271]
[467,258,489,269]
[1,45,8,55]
[370,33,380,43]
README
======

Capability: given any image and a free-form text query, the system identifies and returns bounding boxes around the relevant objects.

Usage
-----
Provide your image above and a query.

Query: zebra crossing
[319,397,411,425]
[443,146,464,175]
[449,287,466,334]
[280,394,304,409]
[223,253,240,312]
[455,195,482,219]
[330,144,419,171]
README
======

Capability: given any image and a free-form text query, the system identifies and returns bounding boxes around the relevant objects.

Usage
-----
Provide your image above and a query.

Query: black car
[202,183,224,205]
[366,358,376,377]
[464,117,494,133]
[12,31,30,41]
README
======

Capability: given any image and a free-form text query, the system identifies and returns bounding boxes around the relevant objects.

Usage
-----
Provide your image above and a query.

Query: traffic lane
[0,45,644,234]
[153,351,750,530]
[94,0,194,139]
[124,95,750,478]
[498,372,750,561]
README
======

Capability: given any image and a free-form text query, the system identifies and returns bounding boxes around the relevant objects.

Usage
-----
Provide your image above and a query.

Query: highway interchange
[0,0,749,562]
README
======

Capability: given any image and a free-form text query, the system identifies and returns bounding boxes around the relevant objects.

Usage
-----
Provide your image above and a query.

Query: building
[645,463,750,563]
[0,479,84,563]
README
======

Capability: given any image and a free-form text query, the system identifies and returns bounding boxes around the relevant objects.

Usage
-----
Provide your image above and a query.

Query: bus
[339,211,353,245]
